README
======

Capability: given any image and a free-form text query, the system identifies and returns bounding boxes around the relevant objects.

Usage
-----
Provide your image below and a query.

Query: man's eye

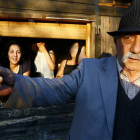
[125,36,131,39]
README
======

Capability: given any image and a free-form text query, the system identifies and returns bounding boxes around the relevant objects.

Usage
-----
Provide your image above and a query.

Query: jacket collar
[99,55,118,139]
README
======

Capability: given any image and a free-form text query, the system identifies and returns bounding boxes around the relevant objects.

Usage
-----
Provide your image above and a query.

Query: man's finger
[0,67,14,86]
[0,66,10,77]
[0,76,3,83]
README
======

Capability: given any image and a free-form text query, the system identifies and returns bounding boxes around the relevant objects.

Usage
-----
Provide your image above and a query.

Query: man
[0,0,140,139]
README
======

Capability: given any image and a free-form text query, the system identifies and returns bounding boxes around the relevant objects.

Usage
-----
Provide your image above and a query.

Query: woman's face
[8,45,21,65]
[70,43,79,58]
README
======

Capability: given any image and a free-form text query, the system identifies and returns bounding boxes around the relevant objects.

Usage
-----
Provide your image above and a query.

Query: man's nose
[130,35,140,54]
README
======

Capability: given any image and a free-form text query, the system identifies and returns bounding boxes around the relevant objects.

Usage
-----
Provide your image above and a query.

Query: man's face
[115,33,140,72]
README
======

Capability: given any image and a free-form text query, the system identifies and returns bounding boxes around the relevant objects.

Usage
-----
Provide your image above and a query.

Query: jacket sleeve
[4,59,85,108]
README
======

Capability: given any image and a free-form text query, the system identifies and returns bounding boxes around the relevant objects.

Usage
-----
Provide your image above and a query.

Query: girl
[56,41,86,78]
[30,42,55,78]
[0,40,30,76]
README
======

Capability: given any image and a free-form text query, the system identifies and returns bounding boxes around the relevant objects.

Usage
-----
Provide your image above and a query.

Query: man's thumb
[0,76,3,83]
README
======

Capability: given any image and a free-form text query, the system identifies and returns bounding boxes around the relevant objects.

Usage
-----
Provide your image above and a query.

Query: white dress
[34,51,54,79]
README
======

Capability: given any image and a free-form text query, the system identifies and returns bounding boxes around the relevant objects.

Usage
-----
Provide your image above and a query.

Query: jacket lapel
[99,55,118,138]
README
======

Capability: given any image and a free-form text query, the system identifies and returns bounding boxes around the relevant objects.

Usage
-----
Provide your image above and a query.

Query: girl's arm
[56,60,66,78]
[43,49,56,71]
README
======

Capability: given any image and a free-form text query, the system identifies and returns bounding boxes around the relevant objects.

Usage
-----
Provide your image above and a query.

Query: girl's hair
[67,41,83,64]
[0,40,24,68]
[30,42,50,73]
[30,42,50,59]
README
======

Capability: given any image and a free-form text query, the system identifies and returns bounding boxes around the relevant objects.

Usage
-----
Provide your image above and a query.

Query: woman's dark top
[18,61,31,75]
[64,60,78,75]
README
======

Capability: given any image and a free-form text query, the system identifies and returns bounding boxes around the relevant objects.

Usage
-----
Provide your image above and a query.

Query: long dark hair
[30,42,50,73]
[0,40,24,68]
[67,41,83,64]
[30,42,50,59]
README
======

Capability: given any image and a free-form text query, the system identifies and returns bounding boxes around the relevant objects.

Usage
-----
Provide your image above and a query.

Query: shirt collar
[117,59,123,74]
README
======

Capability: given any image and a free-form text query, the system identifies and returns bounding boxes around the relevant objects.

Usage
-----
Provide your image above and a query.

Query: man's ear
[114,38,117,46]
[114,37,119,51]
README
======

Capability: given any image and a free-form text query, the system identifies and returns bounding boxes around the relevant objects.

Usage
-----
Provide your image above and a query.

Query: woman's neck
[69,57,76,64]
[10,63,18,70]
[71,57,76,61]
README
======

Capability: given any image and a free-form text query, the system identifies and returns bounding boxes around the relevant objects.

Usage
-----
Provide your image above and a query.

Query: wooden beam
[0,21,87,40]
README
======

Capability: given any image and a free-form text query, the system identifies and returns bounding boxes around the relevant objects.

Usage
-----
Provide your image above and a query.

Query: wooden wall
[0,0,128,21]
[100,16,121,57]
[0,1,132,139]
[0,103,74,140]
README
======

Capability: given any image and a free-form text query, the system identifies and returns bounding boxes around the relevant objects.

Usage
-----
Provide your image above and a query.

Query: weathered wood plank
[0,122,71,138]
[101,16,109,57]
[0,104,74,139]
[0,0,131,8]
[0,0,94,15]
[0,6,127,22]
[0,113,73,128]
[0,103,74,140]
[0,103,75,118]
[0,129,69,140]
[99,6,127,16]
[0,8,95,22]
[109,16,120,55]
[0,0,128,20]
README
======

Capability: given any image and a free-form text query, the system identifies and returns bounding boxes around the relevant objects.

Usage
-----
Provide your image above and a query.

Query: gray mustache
[121,52,140,63]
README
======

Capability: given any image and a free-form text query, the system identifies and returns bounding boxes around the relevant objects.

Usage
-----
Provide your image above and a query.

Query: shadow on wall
[100,52,112,58]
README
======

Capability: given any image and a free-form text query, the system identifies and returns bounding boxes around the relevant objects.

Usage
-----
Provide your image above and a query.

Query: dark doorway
[0,37,85,76]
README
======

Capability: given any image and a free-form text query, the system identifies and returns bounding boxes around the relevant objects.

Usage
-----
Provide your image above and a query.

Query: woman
[56,41,86,78]
[0,40,30,76]
[30,42,55,78]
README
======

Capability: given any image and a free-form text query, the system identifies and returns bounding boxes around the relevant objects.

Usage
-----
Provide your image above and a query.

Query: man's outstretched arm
[0,60,84,108]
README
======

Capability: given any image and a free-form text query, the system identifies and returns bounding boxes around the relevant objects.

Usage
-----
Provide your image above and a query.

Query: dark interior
[0,37,85,76]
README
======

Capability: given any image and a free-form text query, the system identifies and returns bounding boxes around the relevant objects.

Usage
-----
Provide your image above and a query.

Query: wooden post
[95,0,101,58]
[86,23,91,58]
[90,22,96,58]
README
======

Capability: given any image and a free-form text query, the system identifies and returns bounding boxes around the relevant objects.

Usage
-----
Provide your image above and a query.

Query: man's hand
[0,66,14,96]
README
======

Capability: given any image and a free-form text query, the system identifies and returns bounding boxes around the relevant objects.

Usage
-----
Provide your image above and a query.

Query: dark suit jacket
[4,55,119,140]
